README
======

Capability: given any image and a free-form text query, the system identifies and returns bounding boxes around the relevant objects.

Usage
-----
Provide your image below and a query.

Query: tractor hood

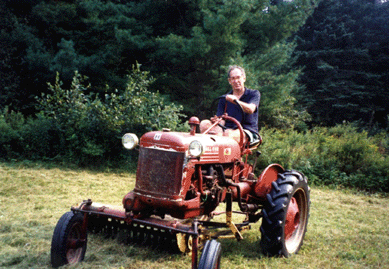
[139,130,241,163]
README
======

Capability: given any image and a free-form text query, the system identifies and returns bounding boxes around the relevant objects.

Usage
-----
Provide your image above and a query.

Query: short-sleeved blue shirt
[216,88,261,134]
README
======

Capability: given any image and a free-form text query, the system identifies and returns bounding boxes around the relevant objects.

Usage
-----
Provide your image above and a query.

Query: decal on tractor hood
[153,133,162,140]
[224,148,231,155]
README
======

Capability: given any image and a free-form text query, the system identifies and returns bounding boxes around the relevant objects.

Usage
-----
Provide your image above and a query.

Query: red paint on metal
[191,236,198,269]
[230,182,253,200]
[285,197,300,239]
[67,238,86,249]
[222,114,245,150]
[254,164,284,198]
[189,116,200,136]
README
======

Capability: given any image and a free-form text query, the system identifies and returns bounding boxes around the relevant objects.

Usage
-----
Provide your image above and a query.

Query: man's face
[228,68,246,92]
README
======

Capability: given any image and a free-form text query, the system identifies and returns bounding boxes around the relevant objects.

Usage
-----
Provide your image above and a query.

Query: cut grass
[0,161,388,268]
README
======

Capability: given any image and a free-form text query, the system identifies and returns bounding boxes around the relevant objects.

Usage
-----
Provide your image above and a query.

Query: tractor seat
[247,132,262,150]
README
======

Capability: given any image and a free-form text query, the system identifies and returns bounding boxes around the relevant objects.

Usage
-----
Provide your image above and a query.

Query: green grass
[1,161,388,268]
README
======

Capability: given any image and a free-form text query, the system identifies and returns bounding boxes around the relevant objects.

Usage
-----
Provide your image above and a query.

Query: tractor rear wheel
[198,239,221,269]
[260,170,310,257]
[51,211,87,267]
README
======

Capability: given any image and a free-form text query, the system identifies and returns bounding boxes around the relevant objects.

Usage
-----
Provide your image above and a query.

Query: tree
[121,0,319,124]
[0,3,20,111]
[0,0,319,129]
[293,0,389,129]
[241,0,318,128]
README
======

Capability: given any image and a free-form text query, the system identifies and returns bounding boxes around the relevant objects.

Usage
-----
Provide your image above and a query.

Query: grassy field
[1,161,388,269]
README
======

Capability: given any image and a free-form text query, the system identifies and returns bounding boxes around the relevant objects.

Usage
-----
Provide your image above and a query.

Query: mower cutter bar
[71,202,198,236]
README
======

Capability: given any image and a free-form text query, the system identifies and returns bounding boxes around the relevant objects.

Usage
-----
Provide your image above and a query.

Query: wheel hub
[285,197,300,239]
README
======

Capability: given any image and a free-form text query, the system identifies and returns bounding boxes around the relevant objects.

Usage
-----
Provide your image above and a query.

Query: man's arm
[225,94,256,114]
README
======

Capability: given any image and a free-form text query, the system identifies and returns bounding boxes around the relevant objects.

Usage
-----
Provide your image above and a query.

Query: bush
[20,115,63,160]
[1,67,186,167]
[0,109,23,159]
[257,123,389,192]
[35,67,186,166]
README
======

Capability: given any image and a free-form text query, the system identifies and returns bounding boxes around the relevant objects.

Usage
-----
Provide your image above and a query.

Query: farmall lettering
[205,146,219,153]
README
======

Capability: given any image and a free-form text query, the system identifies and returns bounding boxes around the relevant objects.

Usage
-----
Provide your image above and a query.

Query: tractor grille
[136,147,185,196]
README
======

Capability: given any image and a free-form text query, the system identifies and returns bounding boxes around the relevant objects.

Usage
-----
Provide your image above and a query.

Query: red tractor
[50,110,310,268]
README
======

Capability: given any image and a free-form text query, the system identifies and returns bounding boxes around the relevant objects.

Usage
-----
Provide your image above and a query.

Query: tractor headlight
[122,133,139,150]
[188,140,203,157]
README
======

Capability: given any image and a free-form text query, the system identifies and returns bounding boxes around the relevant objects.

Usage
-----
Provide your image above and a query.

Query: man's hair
[227,65,246,78]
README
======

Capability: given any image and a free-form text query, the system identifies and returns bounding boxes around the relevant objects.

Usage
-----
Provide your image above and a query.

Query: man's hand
[211,115,224,123]
[210,115,225,127]
[226,94,238,104]
[210,115,218,123]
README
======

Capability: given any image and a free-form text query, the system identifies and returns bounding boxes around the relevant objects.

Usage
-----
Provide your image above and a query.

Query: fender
[254,164,284,198]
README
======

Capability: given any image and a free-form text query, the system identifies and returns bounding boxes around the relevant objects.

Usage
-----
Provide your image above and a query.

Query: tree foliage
[293,0,389,129]
[0,0,318,127]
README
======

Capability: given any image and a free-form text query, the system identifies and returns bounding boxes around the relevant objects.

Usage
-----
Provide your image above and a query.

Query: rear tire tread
[260,170,310,257]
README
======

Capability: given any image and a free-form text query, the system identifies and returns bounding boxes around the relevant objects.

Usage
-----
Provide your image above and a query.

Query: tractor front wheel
[198,239,221,269]
[260,170,310,257]
[51,211,88,267]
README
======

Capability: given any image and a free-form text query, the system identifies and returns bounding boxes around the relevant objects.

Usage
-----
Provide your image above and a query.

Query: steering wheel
[205,95,246,149]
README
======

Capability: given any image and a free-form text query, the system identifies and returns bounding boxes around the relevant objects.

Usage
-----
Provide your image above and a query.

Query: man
[200,65,260,144]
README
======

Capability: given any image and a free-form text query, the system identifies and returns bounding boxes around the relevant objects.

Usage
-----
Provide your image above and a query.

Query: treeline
[1,0,388,128]
[0,0,388,191]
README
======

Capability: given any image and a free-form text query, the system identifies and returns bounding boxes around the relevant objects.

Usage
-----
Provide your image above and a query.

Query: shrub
[0,108,24,159]
[29,66,186,166]
[20,115,63,160]
[257,123,389,192]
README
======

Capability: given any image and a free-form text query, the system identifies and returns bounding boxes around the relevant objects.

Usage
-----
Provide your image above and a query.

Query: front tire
[198,239,222,269]
[51,211,87,267]
[260,170,310,257]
